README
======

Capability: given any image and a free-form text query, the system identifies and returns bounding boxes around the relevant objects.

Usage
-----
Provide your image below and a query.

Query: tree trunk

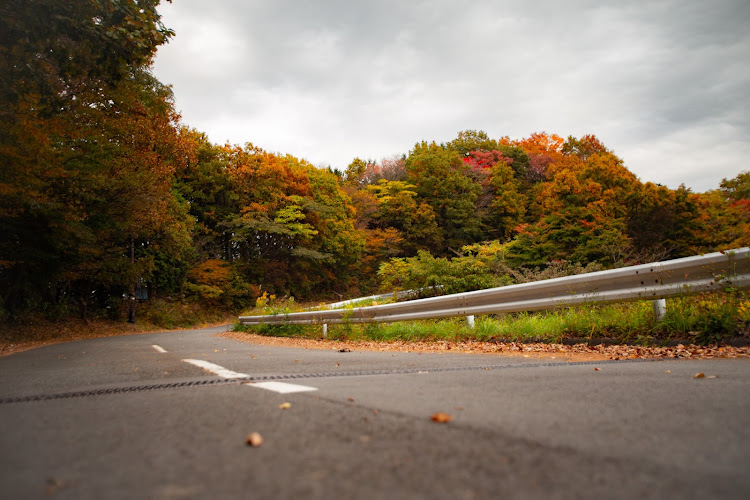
[128,238,136,323]
[80,297,89,325]
[225,233,233,263]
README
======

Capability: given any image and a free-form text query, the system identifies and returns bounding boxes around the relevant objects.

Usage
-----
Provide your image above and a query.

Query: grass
[235,292,750,346]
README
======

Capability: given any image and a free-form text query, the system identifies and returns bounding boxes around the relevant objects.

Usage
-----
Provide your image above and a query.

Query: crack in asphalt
[0,358,657,405]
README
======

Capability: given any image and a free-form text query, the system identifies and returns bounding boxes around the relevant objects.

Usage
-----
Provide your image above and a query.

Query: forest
[2,1,749,325]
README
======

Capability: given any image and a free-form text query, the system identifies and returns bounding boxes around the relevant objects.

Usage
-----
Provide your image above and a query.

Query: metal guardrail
[317,289,421,310]
[239,248,750,326]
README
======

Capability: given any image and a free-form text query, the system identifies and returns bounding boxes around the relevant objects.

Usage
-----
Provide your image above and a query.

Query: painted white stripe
[152,345,167,353]
[183,359,248,379]
[250,381,318,394]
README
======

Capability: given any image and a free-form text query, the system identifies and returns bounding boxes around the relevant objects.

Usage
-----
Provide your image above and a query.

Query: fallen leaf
[664,370,671,374]
[593,367,600,371]
[246,432,263,447]
[46,477,63,495]
[339,348,351,353]
[279,402,291,410]
[347,397,355,402]
[373,409,379,415]
[431,412,452,423]
[707,375,718,379]
[693,372,705,379]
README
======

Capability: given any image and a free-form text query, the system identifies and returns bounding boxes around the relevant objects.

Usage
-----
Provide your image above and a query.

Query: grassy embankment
[236,292,750,346]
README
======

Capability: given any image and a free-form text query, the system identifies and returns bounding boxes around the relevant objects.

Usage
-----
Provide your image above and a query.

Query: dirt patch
[218,331,750,362]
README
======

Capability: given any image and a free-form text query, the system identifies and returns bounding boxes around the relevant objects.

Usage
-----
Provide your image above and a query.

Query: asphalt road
[1,325,749,499]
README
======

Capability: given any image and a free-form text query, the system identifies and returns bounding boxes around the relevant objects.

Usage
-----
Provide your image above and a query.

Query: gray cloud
[153,0,750,191]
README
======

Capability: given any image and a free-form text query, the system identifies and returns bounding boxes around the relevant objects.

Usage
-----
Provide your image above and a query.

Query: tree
[692,171,750,252]
[1,0,173,118]
[0,1,184,318]
[505,135,639,266]
[405,142,482,253]
[174,131,241,261]
[366,179,441,254]
[446,129,501,156]
[343,157,373,187]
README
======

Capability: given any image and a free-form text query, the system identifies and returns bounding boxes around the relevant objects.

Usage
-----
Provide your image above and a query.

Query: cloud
[153,0,750,191]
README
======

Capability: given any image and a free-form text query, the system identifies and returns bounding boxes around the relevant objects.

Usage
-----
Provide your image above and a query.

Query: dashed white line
[181,359,319,393]
[152,345,168,353]
[249,381,318,394]
[183,359,248,379]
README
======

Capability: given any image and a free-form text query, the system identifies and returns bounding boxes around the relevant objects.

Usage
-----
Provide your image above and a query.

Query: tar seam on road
[0,358,657,405]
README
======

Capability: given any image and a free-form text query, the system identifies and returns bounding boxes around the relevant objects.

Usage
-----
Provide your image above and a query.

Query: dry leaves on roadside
[220,331,750,362]
[279,402,291,410]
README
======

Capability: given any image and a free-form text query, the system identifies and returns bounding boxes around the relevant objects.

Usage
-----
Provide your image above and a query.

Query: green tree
[406,142,482,253]
[366,179,441,254]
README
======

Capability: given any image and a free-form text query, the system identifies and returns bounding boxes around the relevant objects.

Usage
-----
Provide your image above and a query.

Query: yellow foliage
[188,259,232,287]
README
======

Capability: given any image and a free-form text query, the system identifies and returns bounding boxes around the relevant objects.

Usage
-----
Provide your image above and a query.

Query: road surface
[1,325,748,499]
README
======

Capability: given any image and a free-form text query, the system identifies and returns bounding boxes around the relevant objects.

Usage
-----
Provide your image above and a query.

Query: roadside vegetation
[236,291,750,347]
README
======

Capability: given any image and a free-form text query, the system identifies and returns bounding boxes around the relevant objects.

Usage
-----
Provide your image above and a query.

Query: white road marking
[152,345,167,353]
[249,381,318,394]
[181,359,318,392]
[183,359,248,379]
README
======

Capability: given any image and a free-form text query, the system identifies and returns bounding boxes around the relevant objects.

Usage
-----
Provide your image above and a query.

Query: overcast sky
[152,0,750,192]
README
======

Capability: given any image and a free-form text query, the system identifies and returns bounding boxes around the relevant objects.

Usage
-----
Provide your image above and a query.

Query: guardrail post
[322,323,328,338]
[466,315,475,328]
[652,299,667,321]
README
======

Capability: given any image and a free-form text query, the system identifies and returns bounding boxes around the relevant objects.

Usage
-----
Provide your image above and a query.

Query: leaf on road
[593,367,600,371]
[693,372,705,379]
[246,432,263,447]
[431,412,453,423]
[46,477,63,495]
[279,402,291,410]
[707,375,718,379]
[664,370,671,374]
[339,348,352,353]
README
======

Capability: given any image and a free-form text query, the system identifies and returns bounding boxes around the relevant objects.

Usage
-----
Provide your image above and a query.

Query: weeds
[236,291,750,346]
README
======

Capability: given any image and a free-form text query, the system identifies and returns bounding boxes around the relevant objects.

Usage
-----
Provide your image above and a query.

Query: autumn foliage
[1,4,748,323]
